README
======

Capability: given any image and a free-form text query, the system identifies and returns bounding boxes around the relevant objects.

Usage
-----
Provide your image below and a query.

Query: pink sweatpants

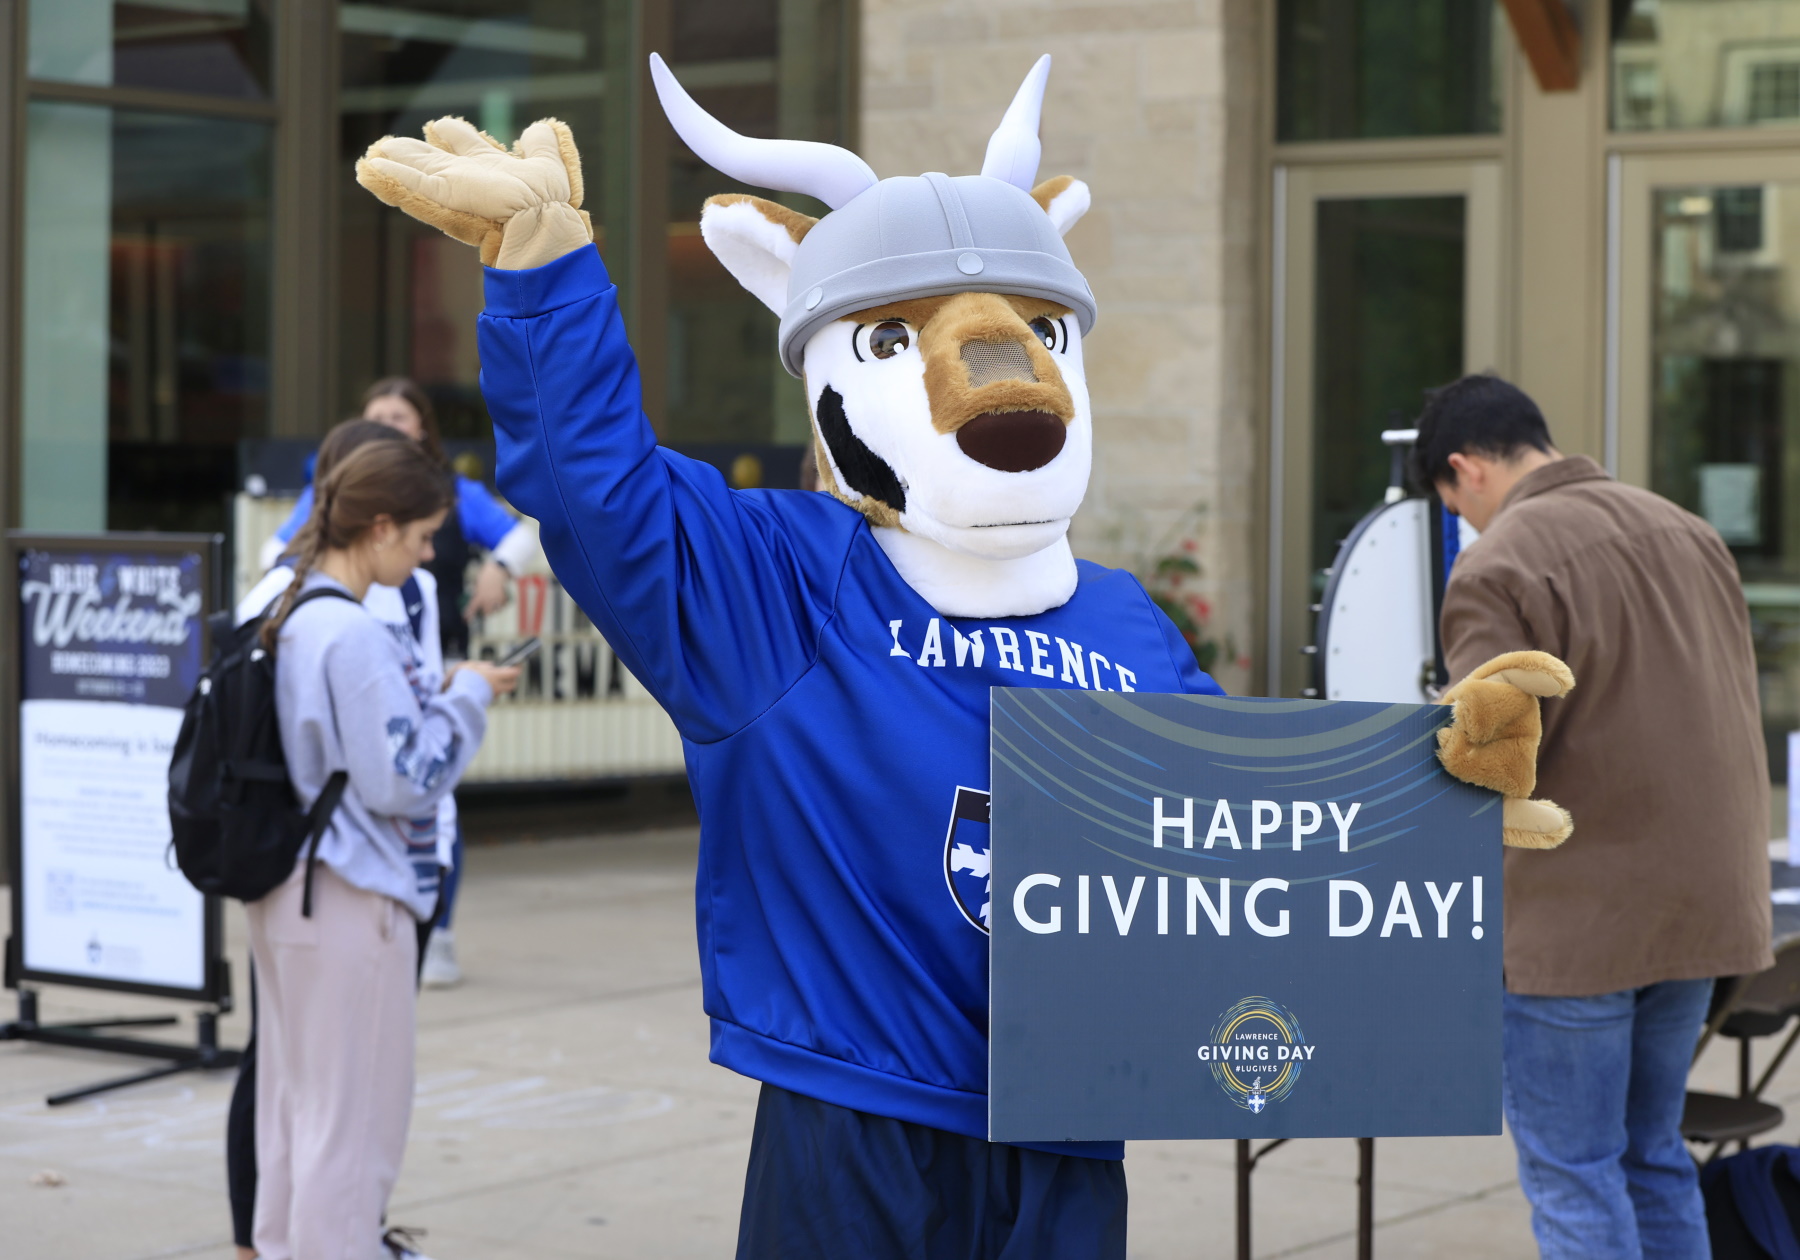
[246,862,418,1260]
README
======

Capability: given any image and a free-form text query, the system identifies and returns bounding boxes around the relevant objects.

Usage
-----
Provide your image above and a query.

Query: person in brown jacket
[1416,373,1772,1260]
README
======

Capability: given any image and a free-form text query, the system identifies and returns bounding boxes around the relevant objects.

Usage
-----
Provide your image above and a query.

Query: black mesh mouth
[815,386,906,514]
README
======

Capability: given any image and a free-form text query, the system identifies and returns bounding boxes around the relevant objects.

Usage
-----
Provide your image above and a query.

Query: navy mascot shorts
[736,1083,1127,1260]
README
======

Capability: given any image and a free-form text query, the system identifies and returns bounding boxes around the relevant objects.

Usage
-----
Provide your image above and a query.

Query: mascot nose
[956,410,1067,472]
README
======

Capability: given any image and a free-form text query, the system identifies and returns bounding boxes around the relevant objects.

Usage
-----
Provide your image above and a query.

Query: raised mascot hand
[1436,650,1576,850]
[355,116,592,270]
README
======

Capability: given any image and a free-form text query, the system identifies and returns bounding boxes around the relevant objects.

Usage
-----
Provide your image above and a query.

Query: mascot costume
[357,54,1573,1259]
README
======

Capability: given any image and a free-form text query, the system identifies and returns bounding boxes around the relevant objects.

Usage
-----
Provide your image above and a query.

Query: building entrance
[1269,159,1503,696]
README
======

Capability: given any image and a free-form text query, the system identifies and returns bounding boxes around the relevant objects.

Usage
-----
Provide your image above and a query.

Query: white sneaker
[382,1227,435,1260]
[420,929,462,989]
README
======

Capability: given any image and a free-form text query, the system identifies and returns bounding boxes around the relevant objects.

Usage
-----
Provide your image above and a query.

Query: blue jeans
[1503,979,1712,1260]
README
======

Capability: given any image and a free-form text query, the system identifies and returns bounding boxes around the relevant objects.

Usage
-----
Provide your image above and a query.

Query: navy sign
[988,692,1502,1142]
[18,548,204,707]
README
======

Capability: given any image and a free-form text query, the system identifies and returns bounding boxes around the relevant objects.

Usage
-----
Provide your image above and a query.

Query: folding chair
[1684,938,1800,1164]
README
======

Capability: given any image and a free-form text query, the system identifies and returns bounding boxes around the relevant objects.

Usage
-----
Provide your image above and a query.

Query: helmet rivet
[957,252,984,275]
[804,287,823,310]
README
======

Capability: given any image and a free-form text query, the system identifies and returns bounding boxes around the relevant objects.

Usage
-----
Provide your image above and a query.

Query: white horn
[649,53,878,211]
[980,54,1051,190]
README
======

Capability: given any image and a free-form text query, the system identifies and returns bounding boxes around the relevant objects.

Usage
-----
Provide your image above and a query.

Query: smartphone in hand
[496,636,542,669]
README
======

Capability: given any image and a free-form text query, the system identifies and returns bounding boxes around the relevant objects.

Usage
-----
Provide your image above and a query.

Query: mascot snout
[956,410,1066,472]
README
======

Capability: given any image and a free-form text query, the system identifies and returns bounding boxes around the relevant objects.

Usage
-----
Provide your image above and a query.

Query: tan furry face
[845,294,1076,436]
[798,286,1091,557]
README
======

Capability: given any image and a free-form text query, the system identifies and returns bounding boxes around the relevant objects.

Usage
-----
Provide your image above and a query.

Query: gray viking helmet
[649,54,1097,378]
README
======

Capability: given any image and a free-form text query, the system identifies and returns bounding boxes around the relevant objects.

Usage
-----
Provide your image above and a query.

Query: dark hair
[361,376,445,466]
[272,420,408,567]
[261,440,453,647]
[314,418,409,485]
[1410,374,1555,491]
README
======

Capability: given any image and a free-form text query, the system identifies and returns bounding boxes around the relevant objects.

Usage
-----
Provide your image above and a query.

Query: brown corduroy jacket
[1440,455,1773,996]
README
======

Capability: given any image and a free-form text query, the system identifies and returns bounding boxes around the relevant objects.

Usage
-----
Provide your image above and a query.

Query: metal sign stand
[0,986,238,1106]
[2,532,239,1106]
[1236,1137,1376,1260]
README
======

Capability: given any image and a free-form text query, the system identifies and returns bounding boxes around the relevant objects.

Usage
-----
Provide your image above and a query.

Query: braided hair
[260,439,453,648]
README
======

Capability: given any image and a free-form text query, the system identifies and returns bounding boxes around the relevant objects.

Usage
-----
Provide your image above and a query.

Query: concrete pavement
[0,826,1773,1258]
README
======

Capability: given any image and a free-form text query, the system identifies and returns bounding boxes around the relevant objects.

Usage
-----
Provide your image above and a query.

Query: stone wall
[859,0,1263,693]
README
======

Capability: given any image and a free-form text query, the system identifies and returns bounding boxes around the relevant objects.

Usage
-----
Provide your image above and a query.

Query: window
[1614,57,1663,131]
[29,0,275,99]
[1649,183,1800,768]
[338,1,616,443]
[1277,0,1502,142]
[666,0,851,456]
[1309,196,1466,580]
[1612,1,1800,131]
[1749,62,1800,123]
[10,2,858,534]
[22,6,274,535]
[337,0,854,477]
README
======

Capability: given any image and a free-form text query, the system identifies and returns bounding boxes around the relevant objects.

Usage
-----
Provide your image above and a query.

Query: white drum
[1316,498,1437,704]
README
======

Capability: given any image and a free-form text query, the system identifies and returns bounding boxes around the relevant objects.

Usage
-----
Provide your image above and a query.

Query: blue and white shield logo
[942,786,992,933]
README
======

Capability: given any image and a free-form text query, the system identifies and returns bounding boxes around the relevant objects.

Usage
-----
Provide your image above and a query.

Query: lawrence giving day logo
[1200,997,1313,1114]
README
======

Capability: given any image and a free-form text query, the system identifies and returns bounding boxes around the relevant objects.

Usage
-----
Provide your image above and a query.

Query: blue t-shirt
[274,473,516,551]
[478,246,1223,1158]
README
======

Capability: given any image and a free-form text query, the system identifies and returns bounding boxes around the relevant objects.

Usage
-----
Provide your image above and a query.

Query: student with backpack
[260,378,529,988]
[223,419,451,1260]
[243,439,515,1260]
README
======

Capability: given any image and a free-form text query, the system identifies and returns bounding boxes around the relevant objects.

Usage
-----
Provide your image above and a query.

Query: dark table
[1769,859,1800,946]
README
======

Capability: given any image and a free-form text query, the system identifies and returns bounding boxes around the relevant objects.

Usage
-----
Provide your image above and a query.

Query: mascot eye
[863,321,911,360]
[1029,317,1061,351]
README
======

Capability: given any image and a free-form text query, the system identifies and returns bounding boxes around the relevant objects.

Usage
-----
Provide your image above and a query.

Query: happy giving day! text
[1009,798,1488,941]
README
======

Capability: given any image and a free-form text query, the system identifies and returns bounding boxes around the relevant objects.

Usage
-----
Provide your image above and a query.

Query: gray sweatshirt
[275,574,492,919]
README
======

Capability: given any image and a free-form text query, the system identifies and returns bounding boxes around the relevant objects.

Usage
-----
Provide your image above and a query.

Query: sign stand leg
[0,988,241,1106]
[1235,1137,1289,1259]
[1357,1137,1375,1260]
[1235,1139,1250,1260]
[1233,1136,1375,1259]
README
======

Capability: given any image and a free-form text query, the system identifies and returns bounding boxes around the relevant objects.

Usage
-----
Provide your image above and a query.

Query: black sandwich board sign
[2,533,236,1104]
[987,690,1501,1142]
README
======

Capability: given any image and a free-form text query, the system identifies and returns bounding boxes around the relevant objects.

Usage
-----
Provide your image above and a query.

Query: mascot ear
[699,194,818,315]
[1030,176,1091,238]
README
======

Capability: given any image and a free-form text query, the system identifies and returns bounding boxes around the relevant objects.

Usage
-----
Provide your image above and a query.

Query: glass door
[1616,150,1800,797]
[1270,160,1504,696]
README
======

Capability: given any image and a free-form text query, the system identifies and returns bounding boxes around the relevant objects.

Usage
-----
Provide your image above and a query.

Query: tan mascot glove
[1436,650,1576,850]
[355,116,592,271]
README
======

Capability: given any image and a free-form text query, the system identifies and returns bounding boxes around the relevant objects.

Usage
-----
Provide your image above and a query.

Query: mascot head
[651,55,1094,584]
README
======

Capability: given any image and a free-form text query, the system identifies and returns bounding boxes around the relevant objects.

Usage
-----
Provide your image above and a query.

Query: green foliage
[1143,539,1237,676]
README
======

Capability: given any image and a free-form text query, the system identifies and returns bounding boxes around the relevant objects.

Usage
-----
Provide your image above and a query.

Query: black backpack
[1704,1144,1800,1258]
[167,587,354,917]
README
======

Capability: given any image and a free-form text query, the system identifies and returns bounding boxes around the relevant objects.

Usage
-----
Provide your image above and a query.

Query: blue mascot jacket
[478,247,1223,1159]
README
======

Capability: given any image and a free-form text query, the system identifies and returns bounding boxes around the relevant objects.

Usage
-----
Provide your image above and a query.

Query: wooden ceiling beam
[1501,0,1582,92]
